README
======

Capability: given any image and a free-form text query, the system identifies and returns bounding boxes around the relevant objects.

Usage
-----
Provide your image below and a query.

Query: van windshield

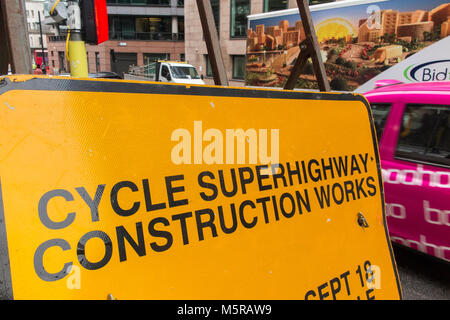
[170,66,201,79]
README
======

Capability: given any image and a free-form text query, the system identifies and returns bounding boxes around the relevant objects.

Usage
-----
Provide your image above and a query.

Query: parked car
[364,81,450,262]
[89,72,122,79]
[57,72,122,79]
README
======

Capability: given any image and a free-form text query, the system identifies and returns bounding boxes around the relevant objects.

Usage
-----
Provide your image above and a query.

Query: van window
[161,65,170,79]
[395,104,450,167]
[370,103,391,142]
[170,66,201,79]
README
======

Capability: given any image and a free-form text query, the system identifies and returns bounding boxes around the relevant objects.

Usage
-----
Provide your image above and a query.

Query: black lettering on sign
[77,230,113,270]
[238,167,254,194]
[34,238,72,281]
[308,159,322,182]
[359,153,369,173]
[340,271,351,295]
[171,212,193,245]
[239,200,257,228]
[305,290,316,300]
[344,180,356,202]
[256,165,272,191]
[303,269,353,300]
[333,156,348,177]
[38,189,75,229]
[110,181,140,217]
[295,190,311,214]
[329,277,341,300]
[165,175,188,207]
[271,195,280,221]
[30,156,381,284]
[75,184,105,222]
[271,163,287,188]
[366,176,377,196]
[331,183,344,205]
[148,217,173,252]
[280,193,295,218]
[350,155,362,175]
[195,208,218,241]
[355,178,367,199]
[116,222,146,262]
[198,171,218,201]
[142,179,166,212]
[321,158,334,180]
[318,282,329,300]
[366,288,375,300]
[286,161,302,186]
[256,196,271,224]
[218,169,238,197]
[217,204,238,234]
[314,185,330,209]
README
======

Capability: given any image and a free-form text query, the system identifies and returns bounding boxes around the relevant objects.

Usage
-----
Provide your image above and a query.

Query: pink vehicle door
[372,96,450,262]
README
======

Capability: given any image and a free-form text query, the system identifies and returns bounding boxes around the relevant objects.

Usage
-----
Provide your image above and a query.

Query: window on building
[205,55,212,77]
[109,16,136,39]
[201,0,220,39]
[370,103,392,142]
[86,52,90,73]
[230,0,250,38]
[395,104,450,167]
[106,0,169,5]
[109,15,172,40]
[177,16,184,40]
[211,0,220,34]
[95,52,101,72]
[232,55,245,80]
[263,0,287,13]
[143,53,169,65]
[135,16,172,40]
[180,53,185,61]
[309,0,336,5]
[147,0,170,5]
[58,51,66,73]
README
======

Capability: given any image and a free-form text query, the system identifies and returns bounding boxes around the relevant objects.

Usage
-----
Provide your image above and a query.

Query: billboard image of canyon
[245,0,450,91]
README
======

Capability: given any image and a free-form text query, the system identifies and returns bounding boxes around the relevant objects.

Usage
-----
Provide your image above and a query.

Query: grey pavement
[393,244,450,300]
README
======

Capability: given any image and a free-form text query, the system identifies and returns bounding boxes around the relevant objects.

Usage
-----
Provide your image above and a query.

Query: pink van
[364,81,450,262]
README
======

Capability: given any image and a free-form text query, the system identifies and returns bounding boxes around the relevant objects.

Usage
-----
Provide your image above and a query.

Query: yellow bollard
[68,32,89,78]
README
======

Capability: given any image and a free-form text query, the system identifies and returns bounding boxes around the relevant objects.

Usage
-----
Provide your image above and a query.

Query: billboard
[246,0,450,91]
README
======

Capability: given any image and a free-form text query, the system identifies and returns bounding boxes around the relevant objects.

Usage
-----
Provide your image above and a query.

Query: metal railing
[106,0,171,6]
[49,32,184,42]
[49,35,67,42]
[128,63,156,78]
[109,32,184,41]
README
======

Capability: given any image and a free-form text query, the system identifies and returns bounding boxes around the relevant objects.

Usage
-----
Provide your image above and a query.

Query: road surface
[393,244,450,300]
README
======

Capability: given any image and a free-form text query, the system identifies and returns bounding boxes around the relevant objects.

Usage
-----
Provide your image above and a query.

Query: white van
[130,60,205,85]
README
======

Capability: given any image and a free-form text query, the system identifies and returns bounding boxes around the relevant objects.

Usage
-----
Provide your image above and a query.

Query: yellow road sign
[0,75,402,299]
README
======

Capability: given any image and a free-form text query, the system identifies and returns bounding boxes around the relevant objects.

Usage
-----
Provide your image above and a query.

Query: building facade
[47,0,185,76]
[25,0,56,68]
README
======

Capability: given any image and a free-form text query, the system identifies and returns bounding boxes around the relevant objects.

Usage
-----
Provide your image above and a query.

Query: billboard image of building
[245,0,450,91]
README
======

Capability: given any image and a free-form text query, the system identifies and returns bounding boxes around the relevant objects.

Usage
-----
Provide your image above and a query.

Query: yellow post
[68,32,88,78]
